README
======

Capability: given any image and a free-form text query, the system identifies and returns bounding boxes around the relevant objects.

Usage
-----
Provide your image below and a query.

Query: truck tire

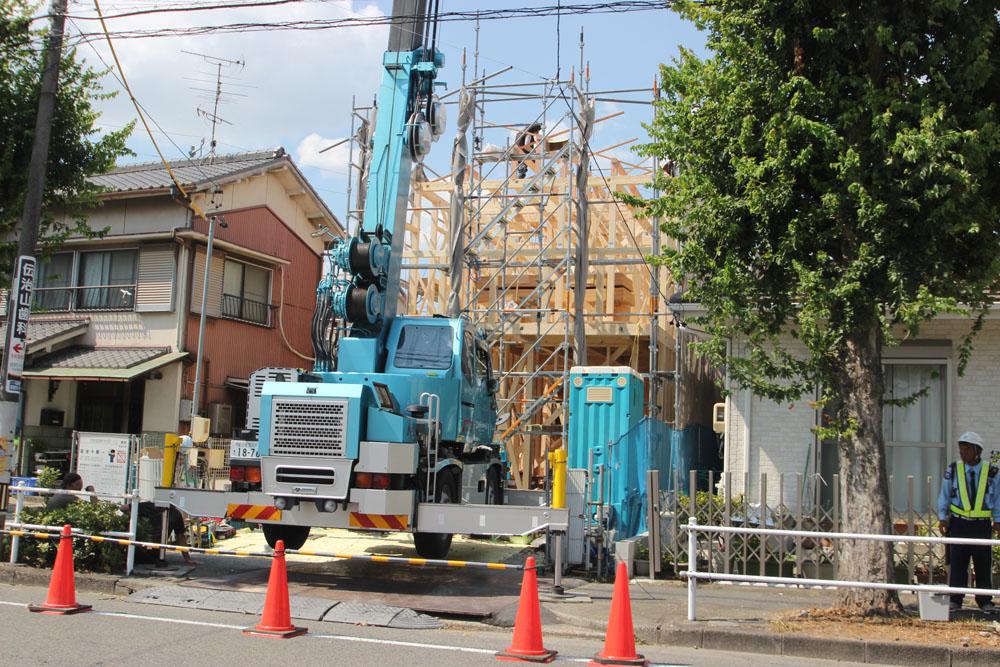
[413,471,457,559]
[262,524,311,551]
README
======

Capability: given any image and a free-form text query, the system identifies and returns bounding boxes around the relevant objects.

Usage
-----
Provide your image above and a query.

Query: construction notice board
[75,432,131,497]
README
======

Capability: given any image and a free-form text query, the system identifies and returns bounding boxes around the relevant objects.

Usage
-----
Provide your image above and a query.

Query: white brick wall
[723,317,1000,509]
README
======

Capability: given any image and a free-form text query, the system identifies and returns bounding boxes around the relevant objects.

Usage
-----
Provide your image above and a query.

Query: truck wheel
[262,524,311,551]
[413,472,457,559]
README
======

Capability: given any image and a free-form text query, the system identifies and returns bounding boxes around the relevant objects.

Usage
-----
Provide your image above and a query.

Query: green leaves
[0,0,132,284]
[638,1,1000,416]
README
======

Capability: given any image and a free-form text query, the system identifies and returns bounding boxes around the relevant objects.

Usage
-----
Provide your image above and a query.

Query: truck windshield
[394,325,453,370]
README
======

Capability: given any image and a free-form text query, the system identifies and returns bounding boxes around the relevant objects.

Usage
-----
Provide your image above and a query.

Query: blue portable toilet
[567,366,645,536]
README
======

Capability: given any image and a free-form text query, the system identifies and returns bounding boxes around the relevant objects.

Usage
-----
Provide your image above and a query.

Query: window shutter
[191,248,223,317]
[0,289,8,318]
[136,245,176,312]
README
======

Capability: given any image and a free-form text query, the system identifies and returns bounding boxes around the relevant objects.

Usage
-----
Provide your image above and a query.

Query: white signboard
[75,433,131,497]
[3,255,37,394]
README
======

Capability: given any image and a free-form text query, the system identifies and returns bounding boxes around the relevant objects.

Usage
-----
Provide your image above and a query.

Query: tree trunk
[835,326,903,615]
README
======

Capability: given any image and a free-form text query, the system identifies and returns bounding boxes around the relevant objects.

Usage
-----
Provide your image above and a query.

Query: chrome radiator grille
[269,398,348,457]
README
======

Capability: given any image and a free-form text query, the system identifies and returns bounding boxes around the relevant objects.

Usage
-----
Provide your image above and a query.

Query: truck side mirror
[487,378,499,395]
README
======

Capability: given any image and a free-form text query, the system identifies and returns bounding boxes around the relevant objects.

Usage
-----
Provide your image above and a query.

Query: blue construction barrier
[596,417,721,540]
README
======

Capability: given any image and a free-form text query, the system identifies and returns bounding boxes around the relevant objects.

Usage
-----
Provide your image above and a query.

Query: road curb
[546,603,1000,666]
[0,563,156,597]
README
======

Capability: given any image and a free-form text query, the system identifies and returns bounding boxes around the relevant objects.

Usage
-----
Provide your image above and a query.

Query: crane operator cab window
[394,325,453,370]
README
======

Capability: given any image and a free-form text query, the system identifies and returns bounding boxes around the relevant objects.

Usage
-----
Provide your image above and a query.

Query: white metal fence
[7,483,141,575]
[680,518,1000,621]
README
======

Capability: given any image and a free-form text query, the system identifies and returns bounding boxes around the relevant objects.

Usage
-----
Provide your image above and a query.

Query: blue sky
[67,1,707,217]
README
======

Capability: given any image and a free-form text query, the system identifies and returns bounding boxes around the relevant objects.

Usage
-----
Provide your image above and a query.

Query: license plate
[229,440,259,460]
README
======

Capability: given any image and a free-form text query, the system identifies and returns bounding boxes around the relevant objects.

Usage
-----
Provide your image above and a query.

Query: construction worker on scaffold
[937,431,1000,614]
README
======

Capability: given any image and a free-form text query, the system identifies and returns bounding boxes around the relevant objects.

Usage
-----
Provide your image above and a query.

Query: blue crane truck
[155,0,567,559]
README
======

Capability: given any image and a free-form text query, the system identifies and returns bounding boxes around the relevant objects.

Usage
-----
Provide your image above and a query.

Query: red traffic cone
[28,524,92,615]
[242,539,306,638]
[590,561,647,666]
[496,556,557,663]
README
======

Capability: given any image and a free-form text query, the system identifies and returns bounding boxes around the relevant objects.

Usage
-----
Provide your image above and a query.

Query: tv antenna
[183,50,247,159]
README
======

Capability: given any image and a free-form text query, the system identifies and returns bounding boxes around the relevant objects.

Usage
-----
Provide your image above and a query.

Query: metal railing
[31,284,136,312]
[656,469,982,581]
[681,517,1000,621]
[7,483,141,575]
[221,293,274,326]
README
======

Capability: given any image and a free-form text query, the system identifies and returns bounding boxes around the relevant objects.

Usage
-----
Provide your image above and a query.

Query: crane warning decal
[349,513,409,530]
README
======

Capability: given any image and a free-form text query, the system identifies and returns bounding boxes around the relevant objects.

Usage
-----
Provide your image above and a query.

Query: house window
[31,250,136,312]
[77,250,137,310]
[222,258,272,326]
[33,252,74,311]
[816,361,948,512]
[883,362,947,512]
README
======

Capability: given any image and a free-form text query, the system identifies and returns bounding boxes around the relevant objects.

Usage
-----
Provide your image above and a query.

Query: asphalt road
[0,583,865,667]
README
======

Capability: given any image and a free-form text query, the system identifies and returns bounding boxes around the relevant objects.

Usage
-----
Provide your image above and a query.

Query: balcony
[31,285,136,313]
[221,293,274,327]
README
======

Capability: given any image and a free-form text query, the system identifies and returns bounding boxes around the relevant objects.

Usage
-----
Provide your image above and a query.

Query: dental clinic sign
[3,256,37,394]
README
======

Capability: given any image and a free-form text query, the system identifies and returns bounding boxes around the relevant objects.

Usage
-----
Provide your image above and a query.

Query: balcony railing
[31,285,136,312]
[221,293,274,326]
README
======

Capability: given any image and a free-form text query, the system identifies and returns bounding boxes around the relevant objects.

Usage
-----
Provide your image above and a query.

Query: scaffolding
[342,65,678,490]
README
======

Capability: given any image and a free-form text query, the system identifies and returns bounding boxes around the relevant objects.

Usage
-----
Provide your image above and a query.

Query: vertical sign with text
[3,255,36,394]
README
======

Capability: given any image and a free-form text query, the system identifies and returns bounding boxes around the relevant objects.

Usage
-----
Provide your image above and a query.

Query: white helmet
[958,431,984,450]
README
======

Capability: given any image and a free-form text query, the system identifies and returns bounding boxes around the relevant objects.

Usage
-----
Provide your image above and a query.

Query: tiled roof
[32,347,170,370]
[0,317,89,351]
[88,149,287,194]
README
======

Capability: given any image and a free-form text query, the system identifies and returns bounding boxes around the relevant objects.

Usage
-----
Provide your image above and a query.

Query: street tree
[634,1,1000,614]
[0,0,132,281]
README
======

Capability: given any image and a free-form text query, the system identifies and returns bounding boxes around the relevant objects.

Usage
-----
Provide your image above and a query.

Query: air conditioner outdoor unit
[208,403,233,436]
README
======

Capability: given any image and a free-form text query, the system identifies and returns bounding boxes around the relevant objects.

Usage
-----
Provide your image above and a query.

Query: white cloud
[80,1,388,160]
[296,133,350,173]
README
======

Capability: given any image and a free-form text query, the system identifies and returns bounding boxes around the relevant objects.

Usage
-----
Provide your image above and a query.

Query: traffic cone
[242,540,306,638]
[590,561,647,666]
[28,524,92,615]
[496,556,557,663]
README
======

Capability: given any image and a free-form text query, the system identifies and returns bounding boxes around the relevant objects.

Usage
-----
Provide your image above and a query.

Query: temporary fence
[6,482,141,574]
[0,524,524,572]
[680,518,1000,621]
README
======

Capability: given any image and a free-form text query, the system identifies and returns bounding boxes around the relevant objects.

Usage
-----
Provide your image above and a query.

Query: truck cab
[254,316,501,557]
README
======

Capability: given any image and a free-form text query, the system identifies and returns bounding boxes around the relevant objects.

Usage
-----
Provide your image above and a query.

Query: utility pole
[0,0,69,483]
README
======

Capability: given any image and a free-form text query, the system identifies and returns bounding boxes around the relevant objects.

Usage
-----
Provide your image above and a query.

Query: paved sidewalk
[535,579,1000,666]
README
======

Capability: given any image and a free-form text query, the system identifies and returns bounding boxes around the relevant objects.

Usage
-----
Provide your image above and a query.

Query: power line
[61,2,673,42]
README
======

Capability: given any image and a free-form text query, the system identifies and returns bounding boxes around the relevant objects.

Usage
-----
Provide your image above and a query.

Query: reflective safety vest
[950,461,992,519]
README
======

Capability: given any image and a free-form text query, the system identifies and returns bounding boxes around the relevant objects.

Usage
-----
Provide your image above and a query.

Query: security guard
[937,431,1000,614]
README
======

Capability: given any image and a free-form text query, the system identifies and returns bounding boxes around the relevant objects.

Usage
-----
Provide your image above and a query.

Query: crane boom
[328,0,444,374]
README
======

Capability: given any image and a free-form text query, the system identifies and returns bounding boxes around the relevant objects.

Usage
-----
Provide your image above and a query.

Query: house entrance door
[76,381,125,432]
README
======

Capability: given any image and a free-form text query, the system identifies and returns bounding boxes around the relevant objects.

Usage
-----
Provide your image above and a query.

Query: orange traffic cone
[28,524,92,615]
[496,556,557,663]
[590,561,647,666]
[242,539,306,638]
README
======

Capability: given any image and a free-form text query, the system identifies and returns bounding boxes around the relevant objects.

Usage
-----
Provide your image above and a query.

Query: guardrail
[680,517,1000,621]
[7,482,141,575]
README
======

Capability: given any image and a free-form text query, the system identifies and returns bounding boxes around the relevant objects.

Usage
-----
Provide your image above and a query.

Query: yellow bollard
[550,447,567,509]
[161,434,181,487]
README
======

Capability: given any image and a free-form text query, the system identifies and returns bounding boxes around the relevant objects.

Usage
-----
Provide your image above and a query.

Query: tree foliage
[634,1,1000,613]
[0,0,132,282]
[636,0,1000,410]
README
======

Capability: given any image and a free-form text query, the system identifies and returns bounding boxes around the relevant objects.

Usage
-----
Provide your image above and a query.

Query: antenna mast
[183,50,246,159]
